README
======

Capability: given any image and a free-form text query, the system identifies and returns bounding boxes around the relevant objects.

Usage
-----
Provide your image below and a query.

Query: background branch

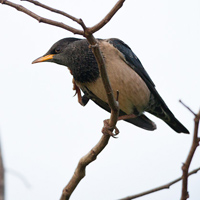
[180,105,200,200]
[0,143,4,200]
[119,167,200,200]
[1,0,84,35]
[21,0,125,35]
[21,0,81,24]
[88,0,125,34]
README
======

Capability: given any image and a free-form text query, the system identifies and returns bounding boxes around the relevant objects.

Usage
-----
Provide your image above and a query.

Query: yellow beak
[32,54,54,64]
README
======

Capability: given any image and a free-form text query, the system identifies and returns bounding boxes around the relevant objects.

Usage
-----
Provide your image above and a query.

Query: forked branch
[179,101,200,200]
[20,0,125,35]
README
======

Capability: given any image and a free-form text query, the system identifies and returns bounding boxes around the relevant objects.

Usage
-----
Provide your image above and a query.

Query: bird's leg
[69,67,89,106]
[102,119,119,138]
[101,114,137,137]
[118,114,137,121]
[72,78,85,106]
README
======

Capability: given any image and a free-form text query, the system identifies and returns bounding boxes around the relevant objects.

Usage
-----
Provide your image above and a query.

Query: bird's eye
[55,47,61,53]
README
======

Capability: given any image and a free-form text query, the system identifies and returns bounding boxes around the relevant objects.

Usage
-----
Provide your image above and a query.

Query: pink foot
[102,119,119,138]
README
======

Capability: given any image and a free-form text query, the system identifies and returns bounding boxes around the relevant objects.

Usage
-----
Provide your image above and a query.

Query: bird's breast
[77,41,151,115]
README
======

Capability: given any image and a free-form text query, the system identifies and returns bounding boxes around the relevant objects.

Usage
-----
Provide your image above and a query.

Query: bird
[32,37,189,134]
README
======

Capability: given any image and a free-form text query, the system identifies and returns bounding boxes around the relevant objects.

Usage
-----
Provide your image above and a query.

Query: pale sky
[0,0,200,200]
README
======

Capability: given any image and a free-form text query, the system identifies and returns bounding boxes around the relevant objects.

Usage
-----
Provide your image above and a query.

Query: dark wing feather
[106,38,172,114]
[106,38,155,87]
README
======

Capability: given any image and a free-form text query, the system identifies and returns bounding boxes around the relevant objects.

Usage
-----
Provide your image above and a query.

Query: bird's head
[32,38,81,66]
[32,37,99,83]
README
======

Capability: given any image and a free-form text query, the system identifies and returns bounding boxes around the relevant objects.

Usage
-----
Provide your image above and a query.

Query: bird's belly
[81,53,150,114]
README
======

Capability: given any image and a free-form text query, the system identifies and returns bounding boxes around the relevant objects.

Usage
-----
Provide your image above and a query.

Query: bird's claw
[72,78,84,106]
[102,119,119,138]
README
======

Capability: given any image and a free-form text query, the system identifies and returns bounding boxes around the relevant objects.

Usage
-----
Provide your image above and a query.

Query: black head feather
[44,38,100,83]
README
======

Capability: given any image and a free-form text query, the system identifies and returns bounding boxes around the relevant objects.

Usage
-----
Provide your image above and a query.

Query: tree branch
[20,0,82,24]
[119,167,200,200]
[88,0,125,34]
[86,35,119,129]
[1,0,84,35]
[0,142,4,200]
[181,107,200,200]
[179,100,196,116]
[20,0,125,35]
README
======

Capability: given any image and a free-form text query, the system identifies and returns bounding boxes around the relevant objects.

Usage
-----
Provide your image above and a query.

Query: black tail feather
[148,103,189,134]
[164,113,189,134]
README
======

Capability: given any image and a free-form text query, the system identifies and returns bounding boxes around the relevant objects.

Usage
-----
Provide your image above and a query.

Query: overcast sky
[0,0,200,200]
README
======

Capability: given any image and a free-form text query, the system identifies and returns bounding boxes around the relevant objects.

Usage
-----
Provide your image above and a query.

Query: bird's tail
[148,105,189,134]
[164,113,189,133]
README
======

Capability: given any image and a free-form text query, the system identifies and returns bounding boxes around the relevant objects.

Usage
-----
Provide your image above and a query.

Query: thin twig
[119,167,200,200]
[181,109,200,200]
[179,100,196,116]
[20,0,125,35]
[0,143,4,200]
[1,0,84,35]
[5,168,31,188]
[20,0,82,24]
[88,0,125,34]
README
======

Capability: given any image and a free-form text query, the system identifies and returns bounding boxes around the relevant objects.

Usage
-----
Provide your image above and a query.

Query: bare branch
[181,109,200,200]
[88,0,125,34]
[19,0,126,37]
[1,0,84,35]
[119,167,200,200]
[0,143,4,200]
[86,35,119,125]
[179,100,196,116]
[20,0,82,24]
[60,134,110,200]
[21,0,126,35]
[5,168,31,188]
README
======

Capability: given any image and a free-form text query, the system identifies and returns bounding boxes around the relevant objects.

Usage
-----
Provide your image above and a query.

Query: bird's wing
[106,38,172,114]
[106,38,155,87]
[106,38,190,133]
